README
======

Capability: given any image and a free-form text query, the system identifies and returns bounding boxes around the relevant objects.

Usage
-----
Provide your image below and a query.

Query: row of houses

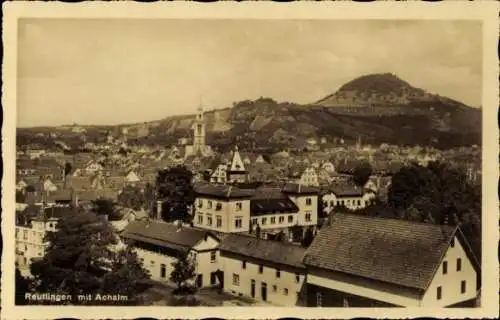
[121,213,480,308]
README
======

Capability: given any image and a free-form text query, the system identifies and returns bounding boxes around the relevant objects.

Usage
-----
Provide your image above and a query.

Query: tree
[301,227,314,247]
[170,251,196,293]
[387,161,481,259]
[30,210,151,305]
[156,166,195,223]
[91,199,122,221]
[16,268,32,305]
[289,225,303,243]
[352,161,373,187]
[100,246,152,305]
[118,185,146,211]
[64,162,73,176]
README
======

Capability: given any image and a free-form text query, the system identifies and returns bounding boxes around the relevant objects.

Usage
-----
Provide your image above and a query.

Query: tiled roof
[328,182,364,197]
[250,187,299,216]
[122,221,216,252]
[75,189,118,202]
[219,233,306,269]
[303,213,457,291]
[46,189,73,202]
[282,183,319,195]
[195,184,255,199]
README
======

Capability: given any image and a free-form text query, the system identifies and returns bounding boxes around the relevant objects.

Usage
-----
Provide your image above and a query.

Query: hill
[17,73,481,151]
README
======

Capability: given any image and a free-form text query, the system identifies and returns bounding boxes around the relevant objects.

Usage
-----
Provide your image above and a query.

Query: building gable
[193,233,219,252]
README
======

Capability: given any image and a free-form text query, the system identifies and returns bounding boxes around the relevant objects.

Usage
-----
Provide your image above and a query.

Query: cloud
[17,19,482,126]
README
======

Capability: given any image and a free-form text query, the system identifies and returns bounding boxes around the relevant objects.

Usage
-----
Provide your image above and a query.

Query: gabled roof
[195,184,255,199]
[122,221,217,252]
[328,182,365,197]
[219,233,306,269]
[282,183,319,195]
[250,187,299,216]
[303,213,462,291]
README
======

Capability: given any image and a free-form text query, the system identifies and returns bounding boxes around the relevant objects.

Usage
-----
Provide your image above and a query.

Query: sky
[17,19,482,127]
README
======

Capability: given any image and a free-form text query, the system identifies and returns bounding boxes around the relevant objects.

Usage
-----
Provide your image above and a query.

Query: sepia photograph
[2,2,498,319]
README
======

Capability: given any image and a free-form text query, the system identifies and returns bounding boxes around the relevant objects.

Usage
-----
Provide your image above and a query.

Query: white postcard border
[2,1,499,319]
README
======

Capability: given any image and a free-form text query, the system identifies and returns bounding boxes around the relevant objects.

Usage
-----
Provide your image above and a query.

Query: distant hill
[17,73,481,151]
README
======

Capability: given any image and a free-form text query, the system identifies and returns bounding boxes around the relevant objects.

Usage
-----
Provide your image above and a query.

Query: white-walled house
[15,205,67,275]
[298,167,319,187]
[322,183,376,214]
[193,183,319,239]
[303,213,480,307]
[193,184,255,233]
[122,221,221,288]
[219,233,307,306]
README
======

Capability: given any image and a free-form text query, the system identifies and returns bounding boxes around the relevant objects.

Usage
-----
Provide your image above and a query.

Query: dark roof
[250,187,299,216]
[328,182,364,197]
[219,234,306,269]
[195,184,255,199]
[122,221,217,252]
[282,183,319,195]
[303,213,457,291]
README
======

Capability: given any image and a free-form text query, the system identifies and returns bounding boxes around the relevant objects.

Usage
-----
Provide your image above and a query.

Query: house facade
[322,184,376,214]
[193,184,254,233]
[193,183,319,239]
[122,221,221,288]
[303,213,480,307]
[219,234,307,306]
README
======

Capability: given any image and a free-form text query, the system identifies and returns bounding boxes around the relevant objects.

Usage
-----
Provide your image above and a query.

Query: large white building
[15,205,65,275]
[192,183,319,240]
[303,213,480,307]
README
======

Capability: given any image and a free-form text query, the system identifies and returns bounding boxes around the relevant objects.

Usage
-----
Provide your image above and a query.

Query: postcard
[2,1,499,319]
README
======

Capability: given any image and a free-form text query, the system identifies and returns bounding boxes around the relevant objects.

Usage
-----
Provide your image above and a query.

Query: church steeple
[192,99,206,154]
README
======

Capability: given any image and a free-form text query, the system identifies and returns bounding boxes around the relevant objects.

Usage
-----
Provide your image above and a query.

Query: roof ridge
[334,212,457,229]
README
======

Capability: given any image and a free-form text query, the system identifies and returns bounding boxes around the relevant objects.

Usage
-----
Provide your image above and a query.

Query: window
[207,215,213,226]
[450,237,455,248]
[305,213,312,222]
[216,203,222,211]
[279,216,284,224]
[270,217,276,224]
[160,264,166,278]
[461,280,466,294]
[197,214,203,225]
[252,218,258,225]
[242,261,246,269]
[306,198,312,206]
[437,286,442,300]
[210,251,217,263]
[316,292,322,307]
[283,288,289,296]
[216,215,222,228]
[235,217,243,229]
[259,265,263,274]
[457,258,462,271]
[232,274,240,286]
[236,202,242,211]
[150,260,155,266]
[262,218,267,225]
[276,269,281,278]
[208,201,213,209]
[273,285,277,292]
[295,274,300,283]
[442,261,448,275]
[23,230,28,240]
[357,200,361,206]
[288,215,293,223]
[198,199,203,208]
